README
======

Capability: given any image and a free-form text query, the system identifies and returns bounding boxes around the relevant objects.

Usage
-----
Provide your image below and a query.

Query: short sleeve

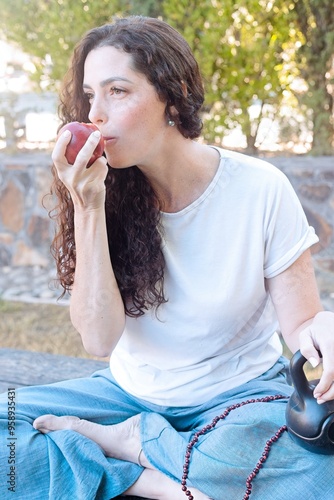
[263,169,319,279]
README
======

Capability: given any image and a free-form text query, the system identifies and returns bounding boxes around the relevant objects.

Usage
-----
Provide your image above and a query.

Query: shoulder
[216,147,283,176]
[213,147,292,194]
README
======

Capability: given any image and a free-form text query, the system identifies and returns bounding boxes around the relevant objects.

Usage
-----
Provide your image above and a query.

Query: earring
[168,119,175,127]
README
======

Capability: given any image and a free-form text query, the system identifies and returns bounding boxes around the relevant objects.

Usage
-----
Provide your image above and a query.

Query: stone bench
[0,348,147,500]
[0,348,109,392]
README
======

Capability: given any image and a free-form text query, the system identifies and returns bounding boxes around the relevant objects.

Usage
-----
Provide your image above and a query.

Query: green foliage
[127,0,164,17]
[0,0,163,89]
[1,0,333,153]
[163,0,298,150]
[291,0,334,154]
[1,0,118,87]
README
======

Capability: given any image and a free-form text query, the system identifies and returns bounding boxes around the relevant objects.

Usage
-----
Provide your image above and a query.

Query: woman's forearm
[70,207,125,357]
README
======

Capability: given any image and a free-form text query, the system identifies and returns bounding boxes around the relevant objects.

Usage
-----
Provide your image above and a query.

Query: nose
[88,96,107,126]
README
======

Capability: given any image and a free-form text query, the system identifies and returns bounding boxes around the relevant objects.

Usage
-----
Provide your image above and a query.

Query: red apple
[58,122,104,167]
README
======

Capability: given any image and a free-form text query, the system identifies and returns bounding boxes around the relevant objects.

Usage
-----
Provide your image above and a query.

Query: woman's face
[83,45,169,169]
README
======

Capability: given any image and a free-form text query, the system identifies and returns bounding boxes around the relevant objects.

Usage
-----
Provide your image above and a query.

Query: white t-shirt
[110,148,318,406]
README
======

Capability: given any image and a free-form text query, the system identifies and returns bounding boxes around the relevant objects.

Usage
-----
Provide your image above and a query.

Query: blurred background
[0,0,333,361]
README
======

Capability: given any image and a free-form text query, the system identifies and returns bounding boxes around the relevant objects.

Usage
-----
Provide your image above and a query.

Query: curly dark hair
[50,15,205,317]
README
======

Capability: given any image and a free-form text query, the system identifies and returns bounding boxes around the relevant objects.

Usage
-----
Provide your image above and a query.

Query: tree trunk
[309,82,334,155]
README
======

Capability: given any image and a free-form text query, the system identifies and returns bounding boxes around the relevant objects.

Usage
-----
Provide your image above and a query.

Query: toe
[33,414,81,433]
[33,414,109,454]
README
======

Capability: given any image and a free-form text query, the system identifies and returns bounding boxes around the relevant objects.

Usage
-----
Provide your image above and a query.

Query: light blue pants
[0,357,333,499]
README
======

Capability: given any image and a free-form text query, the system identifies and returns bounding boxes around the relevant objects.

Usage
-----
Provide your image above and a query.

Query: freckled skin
[83,46,169,171]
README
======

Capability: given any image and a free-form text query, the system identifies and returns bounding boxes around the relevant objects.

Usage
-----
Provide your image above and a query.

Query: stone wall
[0,152,333,303]
[0,152,54,269]
[268,156,334,304]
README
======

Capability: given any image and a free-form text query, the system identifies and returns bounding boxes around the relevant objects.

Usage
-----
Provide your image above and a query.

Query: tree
[163,0,298,152]
[0,0,163,89]
[3,0,332,154]
[291,0,334,155]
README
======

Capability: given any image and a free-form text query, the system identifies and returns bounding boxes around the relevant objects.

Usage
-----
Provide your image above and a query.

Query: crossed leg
[33,414,211,500]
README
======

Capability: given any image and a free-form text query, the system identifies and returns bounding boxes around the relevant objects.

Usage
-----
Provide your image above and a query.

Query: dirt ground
[0,299,104,360]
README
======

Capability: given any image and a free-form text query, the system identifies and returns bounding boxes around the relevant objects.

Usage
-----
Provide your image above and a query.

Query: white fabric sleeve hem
[264,226,319,279]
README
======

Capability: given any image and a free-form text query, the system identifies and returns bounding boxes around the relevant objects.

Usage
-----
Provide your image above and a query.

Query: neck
[138,140,221,213]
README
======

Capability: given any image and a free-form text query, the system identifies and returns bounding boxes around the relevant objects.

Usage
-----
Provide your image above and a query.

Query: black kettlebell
[286,350,334,454]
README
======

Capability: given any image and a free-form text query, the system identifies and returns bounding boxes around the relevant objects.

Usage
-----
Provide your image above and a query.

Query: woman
[1,15,334,500]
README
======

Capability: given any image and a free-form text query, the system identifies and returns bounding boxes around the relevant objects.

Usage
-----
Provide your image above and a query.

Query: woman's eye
[110,87,124,95]
[84,92,94,103]
[83,87,124,103]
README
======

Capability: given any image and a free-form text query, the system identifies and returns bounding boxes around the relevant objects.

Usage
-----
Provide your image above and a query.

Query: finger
[73,130,103,167]
[310,339,334,402]
[314,378,334,404]
[299,327,321,367]
[314,359,334,399]
[88,153,108,173]
[52,129,72,165]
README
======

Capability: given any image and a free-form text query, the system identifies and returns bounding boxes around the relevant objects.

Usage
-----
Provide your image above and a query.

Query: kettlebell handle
[286,350,334,455]
[288,350,313,396]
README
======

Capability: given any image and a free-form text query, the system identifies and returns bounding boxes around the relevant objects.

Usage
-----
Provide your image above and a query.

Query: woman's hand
[299,311,334,404]
[52,128,124,355]
[52,128,108,210]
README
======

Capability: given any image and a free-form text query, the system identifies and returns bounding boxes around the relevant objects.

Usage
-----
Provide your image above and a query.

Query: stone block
[304,207,333,254]
[299,183,332,202]
[0,245,11,266]
[322,171,334,181]
[16,170,31,191]
[28,215,51,247]
[288,167,314,178]
[12,240,49,267]
[330,197,334,210]
[316,259,334,274]
[5,162,27,171]
[36,165,53,208]
[0,180,24,232]
[0,233,14,244]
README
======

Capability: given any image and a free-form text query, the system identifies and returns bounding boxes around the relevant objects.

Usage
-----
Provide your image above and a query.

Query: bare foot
[33,414,212,500]
[33,413,141,464]
[125,468,212,500]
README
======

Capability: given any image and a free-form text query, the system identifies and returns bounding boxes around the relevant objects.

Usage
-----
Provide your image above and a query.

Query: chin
[106,158,135,170]
[105,153,123,169]
[105,150,140,171]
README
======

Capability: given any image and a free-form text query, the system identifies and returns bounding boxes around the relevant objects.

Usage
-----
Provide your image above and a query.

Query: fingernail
[308,357,319,368]
[62,129,71,137]
[93,130,101,137]
[317,398,325,405]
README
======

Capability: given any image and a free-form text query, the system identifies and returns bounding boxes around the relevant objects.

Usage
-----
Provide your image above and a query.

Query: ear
[168,104,178,118]
[166,81,187,120]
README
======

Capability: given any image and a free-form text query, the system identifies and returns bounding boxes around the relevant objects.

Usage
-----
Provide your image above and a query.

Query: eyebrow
[83,77,133,89]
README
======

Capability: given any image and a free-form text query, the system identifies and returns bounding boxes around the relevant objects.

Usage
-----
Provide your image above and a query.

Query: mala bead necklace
[181,394,289,499]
